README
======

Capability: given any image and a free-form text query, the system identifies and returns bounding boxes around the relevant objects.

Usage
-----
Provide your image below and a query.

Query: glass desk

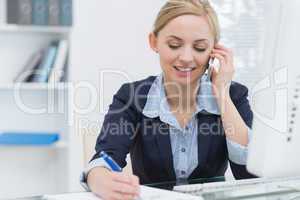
[5,177,300,200]
[146,176,300,200]
[145,176,226,190]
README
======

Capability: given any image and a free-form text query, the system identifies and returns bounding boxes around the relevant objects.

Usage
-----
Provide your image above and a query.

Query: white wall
[70,0,166,164]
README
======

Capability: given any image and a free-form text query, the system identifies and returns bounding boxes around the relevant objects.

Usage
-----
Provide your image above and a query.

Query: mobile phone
[207,57,220,81]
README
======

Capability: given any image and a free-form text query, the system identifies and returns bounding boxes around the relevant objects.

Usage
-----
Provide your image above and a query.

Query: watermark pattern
[250,67,289,134]
[12,69,234,137]
[13,66,294,139]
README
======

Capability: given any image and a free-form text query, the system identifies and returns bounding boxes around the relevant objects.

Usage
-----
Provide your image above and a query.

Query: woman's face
[150,14,215,86]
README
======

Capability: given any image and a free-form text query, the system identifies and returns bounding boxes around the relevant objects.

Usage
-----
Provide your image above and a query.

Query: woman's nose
[178,47,194,64]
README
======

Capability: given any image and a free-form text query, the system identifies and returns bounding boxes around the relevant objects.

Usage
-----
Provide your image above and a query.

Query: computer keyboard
[173,176,300,197]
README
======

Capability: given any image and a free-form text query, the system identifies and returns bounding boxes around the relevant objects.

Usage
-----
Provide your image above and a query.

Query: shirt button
[181,171,186,175]
[181,148,186,153]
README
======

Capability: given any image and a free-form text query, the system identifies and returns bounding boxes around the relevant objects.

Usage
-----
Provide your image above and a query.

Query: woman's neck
[164,81,199,113]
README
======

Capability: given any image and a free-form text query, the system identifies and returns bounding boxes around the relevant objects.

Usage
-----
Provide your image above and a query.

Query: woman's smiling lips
[173,65,196,77]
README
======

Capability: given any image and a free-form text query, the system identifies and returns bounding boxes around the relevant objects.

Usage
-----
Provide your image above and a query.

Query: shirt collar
[142,73,220,120]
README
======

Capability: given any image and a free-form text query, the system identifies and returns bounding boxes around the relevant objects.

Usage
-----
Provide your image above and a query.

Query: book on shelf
[14,40,69,83]
[5,0,73,26]
[60,0,72,26]
[6,0,32,25]
[14,50,44,82]
[32,0,49,26]
[60,55,69,82]
[30,41,58,82]
[48,40,69,83]
[0,131,60,146]
[48,0,60,26]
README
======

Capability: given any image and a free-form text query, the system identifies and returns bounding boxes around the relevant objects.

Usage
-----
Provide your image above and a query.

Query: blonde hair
[153,0,220,43]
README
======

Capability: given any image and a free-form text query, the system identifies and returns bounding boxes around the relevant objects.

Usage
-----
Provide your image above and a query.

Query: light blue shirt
[80,74,251,189]
[142,74,250,179]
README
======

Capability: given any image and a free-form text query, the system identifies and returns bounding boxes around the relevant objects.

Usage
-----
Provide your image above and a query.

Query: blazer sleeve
[229,82,258,179]
[90,83,139,168]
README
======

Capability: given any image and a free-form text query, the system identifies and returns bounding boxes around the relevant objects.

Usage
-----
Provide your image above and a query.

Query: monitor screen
[247,0,300,178]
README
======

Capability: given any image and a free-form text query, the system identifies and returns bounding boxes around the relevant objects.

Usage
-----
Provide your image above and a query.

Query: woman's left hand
[210,44,235,100]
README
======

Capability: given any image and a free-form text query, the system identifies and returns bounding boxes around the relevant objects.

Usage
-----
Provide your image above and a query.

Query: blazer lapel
[154,120,176,181]
[189,113,214,178]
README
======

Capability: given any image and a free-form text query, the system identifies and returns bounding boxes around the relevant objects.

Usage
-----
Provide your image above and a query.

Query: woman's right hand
[87,167,140,200]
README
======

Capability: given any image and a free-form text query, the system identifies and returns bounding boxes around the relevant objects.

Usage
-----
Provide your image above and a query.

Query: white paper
[44,185,202,200]
[140,185,201,200]
[44,192,101,200]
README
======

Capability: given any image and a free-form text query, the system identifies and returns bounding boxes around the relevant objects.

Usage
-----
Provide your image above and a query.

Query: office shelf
[0,82,70,90]
[0,0,84,198]
[0,25,71,35]
[0,141,68,149]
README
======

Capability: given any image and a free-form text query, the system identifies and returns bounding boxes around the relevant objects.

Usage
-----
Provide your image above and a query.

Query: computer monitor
[247,0,300,178]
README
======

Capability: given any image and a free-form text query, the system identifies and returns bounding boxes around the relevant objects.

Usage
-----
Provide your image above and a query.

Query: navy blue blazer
[91,76,256,184]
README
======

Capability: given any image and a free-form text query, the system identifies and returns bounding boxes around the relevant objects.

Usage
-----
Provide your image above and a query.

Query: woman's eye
[194,47,206,52]
[168,44,180,49]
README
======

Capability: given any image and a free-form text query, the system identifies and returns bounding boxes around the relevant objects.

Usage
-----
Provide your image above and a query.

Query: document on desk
[44,185,202,200]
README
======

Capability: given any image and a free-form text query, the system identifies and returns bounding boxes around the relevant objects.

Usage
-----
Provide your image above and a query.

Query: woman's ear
[149,32,158,53]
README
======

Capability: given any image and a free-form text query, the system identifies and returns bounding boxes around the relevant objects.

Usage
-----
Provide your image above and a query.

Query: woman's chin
[163,69,203,86]
[169,76,199,87]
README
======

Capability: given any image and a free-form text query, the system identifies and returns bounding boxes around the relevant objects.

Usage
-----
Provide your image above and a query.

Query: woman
[82,0,255,199]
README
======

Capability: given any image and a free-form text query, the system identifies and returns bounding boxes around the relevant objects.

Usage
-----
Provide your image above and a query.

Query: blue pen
[100,151,122,172]
[100,151,142,199]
